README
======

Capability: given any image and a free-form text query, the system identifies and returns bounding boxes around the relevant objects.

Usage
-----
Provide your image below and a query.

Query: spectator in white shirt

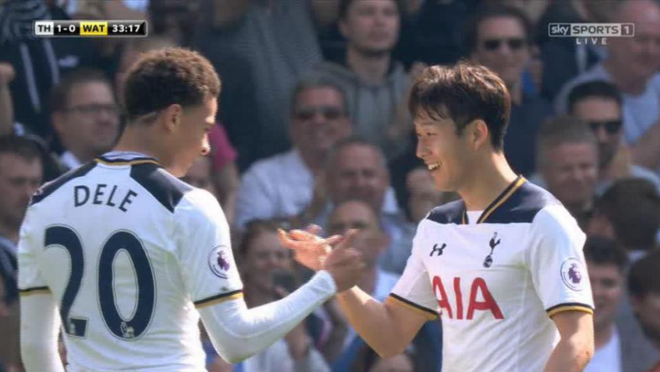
[236,76,351,228]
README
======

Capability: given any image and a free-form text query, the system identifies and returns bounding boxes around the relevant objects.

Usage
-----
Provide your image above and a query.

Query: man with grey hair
[236,77,352,227]
[298,137,414,274]
[554,0,660,178]
[534,115,599,229]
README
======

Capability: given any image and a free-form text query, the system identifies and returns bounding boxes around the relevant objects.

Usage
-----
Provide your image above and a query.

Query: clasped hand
[278,226,365,292]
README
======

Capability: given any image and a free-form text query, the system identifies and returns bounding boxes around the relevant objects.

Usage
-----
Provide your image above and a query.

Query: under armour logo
[483,232,501,268]
[430,243,447,257]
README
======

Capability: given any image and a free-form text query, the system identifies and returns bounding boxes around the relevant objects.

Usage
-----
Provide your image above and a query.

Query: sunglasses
[588,120,622,134]
[294,106,345,121]
[482,38,526,51]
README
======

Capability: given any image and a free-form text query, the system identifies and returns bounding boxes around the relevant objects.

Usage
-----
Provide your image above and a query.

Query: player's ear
[468,119,490,150]
[162,104,183,132]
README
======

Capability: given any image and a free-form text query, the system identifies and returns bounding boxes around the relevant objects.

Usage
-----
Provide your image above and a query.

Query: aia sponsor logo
[433,276,503,320]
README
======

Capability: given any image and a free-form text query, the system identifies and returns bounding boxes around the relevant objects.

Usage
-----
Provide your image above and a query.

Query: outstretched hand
[278,226,364,292]
[277,225,342,271]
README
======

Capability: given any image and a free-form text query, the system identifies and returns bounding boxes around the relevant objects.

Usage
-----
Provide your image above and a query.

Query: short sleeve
[17,208,50,295]
[174,189,243,308]
[388,222,439,320]
[527,206,594,318]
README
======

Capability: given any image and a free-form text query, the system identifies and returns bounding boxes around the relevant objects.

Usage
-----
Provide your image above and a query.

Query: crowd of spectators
[1,0,660,371]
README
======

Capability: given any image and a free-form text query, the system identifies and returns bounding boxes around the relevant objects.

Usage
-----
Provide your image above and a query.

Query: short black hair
[584,236,629,272]
[338,0,403,20]
[50,68,112,113]
[0,135,42,165]
[568,80,623,113]
[594,178,660,251]
[408,62,511,151]
[0,135,61,182]
[123,47,221,122]
[465,4,533,55]
[628,249,660,299]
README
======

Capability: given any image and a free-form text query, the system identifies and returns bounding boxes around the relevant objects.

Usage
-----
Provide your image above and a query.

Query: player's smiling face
[415,111,473,192]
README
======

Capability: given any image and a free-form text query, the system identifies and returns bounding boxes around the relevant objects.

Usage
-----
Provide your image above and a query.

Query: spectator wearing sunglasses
[50,68,120,171]
[235,77,352,228]
[467,4,554,177]
[555,1,660,178]
[307,0,412,159]
[568,80,660,194]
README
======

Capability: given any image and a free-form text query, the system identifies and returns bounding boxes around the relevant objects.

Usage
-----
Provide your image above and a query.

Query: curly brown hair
[123,47,221,122]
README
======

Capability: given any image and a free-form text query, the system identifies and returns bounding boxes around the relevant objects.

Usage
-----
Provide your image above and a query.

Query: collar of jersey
[461,175,526,225]
[95,151,160,167]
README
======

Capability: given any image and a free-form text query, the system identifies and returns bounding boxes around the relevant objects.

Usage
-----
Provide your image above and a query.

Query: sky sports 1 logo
[548,23,635,45]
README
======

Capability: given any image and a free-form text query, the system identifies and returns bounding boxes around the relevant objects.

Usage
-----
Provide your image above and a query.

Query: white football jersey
[18,152,243,371]
[388,177,594,372]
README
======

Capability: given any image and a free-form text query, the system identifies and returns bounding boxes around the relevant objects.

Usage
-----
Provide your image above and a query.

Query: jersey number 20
[45,225,155,340]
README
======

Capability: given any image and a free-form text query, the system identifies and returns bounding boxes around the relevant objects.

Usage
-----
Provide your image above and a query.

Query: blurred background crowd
[1,0,660,371]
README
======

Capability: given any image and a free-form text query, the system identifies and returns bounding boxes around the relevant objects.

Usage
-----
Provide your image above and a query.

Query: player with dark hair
[281,62,595,372]
[18,48,364,371]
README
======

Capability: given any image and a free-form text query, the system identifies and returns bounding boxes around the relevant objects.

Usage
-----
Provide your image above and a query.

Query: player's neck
[113,127,164,165]
[594,322,616,350]
[459,152,518,211]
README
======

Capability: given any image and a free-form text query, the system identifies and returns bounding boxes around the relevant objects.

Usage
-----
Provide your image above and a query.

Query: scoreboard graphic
[34,20,147,37]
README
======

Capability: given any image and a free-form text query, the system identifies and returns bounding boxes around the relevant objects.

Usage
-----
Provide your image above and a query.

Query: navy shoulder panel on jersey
[426,200,465,225]
[485,181,560,224]
[130,163,194,213]
[30,162,97,206]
